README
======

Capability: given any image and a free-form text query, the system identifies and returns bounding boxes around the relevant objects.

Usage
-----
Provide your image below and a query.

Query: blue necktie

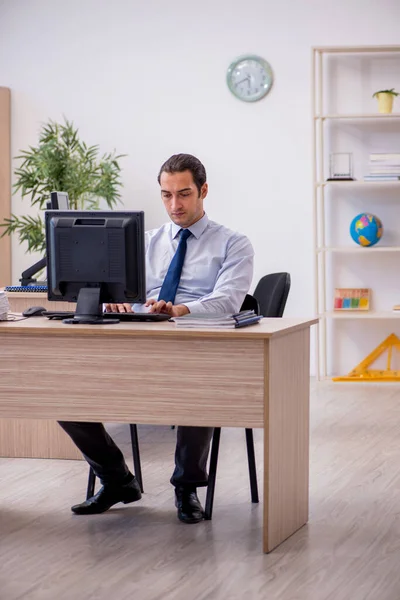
[158,228,192,304]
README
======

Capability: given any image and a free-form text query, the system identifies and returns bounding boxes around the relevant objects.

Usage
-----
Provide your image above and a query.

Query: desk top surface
[0,316,318,339]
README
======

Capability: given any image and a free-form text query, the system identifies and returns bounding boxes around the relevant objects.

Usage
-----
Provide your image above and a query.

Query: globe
[350,213,383,247]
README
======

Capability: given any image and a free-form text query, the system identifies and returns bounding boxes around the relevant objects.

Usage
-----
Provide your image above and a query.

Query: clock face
[227,55,273,102]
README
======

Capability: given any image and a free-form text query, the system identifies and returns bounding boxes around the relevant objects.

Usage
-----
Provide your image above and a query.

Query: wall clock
[227,55,273,102]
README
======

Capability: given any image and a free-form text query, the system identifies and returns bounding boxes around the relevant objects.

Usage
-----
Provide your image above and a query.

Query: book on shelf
[363,175,400,181]
[367,154,400,178]
[173,310,262,329]
[370,153,400,162]
[369,167,400,174]
[0,290,9,321]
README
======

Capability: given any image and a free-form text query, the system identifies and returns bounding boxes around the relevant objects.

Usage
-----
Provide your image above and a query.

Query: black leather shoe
[175,487,204,524]
[71,477,142,515]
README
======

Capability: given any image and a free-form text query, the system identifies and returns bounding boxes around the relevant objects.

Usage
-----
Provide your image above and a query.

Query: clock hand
[235,77,249,86]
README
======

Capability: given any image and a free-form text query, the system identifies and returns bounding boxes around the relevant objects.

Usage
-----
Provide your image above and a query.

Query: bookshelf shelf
[315,113,400,120]
[322,311,400,319]
[313,45,400,54]
[318,246,400,253]
[317,181,400,187]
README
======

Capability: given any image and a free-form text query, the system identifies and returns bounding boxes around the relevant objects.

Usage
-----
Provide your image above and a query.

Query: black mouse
[23,306,47,317]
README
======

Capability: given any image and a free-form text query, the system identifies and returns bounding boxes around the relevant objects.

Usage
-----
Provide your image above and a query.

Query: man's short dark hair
[157,154,207,195]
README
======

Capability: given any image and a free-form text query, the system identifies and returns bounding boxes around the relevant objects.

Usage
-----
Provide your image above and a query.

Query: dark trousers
[58,421,213,489]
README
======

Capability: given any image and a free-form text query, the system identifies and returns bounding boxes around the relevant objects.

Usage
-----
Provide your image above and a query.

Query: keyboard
[5,285,48,293]
[42,311,171,322]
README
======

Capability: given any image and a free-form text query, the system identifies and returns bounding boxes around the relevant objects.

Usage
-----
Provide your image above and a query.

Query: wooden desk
[0,315,316,553]
[7,291,75,314]
[4,292,81,459]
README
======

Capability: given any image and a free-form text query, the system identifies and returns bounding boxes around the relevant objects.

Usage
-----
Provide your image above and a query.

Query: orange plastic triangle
[333,333,400,381]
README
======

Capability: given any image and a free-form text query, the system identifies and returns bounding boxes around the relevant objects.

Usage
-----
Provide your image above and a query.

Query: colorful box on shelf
[334,288,370,311]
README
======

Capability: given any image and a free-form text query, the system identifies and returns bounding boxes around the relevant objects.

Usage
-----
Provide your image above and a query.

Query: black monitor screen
[45,210,146,324]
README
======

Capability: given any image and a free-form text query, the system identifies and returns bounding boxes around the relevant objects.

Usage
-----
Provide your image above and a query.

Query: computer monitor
[19,191,70,286]
[45,210,146,325]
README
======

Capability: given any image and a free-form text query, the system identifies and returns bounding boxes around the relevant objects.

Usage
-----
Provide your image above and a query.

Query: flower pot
[376,92,394,114]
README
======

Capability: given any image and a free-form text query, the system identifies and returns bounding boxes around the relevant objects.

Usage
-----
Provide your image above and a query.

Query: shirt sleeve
[183,234,254,315]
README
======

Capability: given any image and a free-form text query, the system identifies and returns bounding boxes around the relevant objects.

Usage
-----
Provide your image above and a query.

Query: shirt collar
[170,213,209,240]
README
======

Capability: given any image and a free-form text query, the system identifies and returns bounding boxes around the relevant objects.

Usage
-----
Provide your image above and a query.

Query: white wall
[0,0,399,372]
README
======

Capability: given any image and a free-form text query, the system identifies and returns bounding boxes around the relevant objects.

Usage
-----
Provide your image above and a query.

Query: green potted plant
[0,118,125,255]
[372,88,399,114]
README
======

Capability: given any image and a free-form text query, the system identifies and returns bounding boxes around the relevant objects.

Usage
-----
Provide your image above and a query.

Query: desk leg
[263,327,310,553]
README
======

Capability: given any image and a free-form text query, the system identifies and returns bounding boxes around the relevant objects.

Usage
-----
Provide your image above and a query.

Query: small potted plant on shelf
[372,88,399,114]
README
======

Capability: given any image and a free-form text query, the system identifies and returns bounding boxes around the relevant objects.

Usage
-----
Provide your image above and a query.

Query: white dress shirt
[134,213,254,315]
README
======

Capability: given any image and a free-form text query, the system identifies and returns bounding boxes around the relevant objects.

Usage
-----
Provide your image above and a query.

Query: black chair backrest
[240,294,260,315]
[253,272,291,318]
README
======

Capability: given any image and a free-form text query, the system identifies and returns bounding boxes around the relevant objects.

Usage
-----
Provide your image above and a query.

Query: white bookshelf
[312,45,400,379]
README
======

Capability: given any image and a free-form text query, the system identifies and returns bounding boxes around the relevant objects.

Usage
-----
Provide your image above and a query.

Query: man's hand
[145,299,190,317]
[104,303,134,313]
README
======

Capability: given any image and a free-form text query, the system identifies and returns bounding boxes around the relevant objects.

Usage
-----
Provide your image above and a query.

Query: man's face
[160,170,208,228]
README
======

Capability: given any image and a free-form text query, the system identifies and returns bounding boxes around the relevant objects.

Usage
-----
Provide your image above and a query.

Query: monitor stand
[20,256,47,286]
[63,287,119,325]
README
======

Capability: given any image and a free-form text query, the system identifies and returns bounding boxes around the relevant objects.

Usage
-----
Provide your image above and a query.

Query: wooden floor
[2,380,400,600]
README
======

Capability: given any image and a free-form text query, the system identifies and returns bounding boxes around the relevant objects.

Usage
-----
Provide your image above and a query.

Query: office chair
[253,272,291,321]
[204,273,291,519]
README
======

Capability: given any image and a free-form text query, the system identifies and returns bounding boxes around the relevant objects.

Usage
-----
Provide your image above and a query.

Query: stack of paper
[0,291,9,320]
[364,153,400,181]
[174,310,262,329]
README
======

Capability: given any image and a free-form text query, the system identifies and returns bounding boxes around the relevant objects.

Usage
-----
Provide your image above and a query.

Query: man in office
[59,153,254,524]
